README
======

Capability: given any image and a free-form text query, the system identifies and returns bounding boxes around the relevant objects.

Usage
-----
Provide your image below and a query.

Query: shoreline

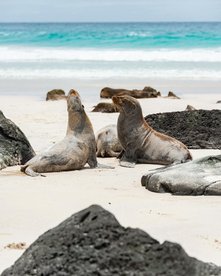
[0,80,221,273]
[0,78,221,96]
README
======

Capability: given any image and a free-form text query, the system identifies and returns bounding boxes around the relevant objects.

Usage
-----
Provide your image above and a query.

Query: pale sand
[0,81,221,273]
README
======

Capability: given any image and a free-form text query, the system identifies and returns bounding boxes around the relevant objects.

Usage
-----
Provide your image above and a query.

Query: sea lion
[100,87,160,99]
[46,89,66,101]
[92,102,119,113]
[96,124,122,157]
[21,89,112,176]
[112,95,192,168]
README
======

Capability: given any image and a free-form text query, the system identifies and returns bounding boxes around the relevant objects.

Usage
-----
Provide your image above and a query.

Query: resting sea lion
[21,89,112,176]
[112,95,192,168]
[96,124,122,157]
[92,102,119,113]
[100,87,160,99]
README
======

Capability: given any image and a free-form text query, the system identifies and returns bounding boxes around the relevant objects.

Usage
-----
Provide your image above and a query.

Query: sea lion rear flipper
[106,149,121,158]
[24,166,46,177]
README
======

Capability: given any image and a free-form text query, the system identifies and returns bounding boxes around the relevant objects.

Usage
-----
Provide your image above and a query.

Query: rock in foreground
[0,111,35,170]
[2,205,221,276]
[142,155,221,195]
[146,109,221,149]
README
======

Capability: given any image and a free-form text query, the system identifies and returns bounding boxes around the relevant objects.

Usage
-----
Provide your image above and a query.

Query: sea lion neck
[119,103,144,123]
[67,109,92,134]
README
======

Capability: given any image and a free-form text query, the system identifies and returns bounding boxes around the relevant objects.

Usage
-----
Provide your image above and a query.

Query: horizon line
[0,20,220,24]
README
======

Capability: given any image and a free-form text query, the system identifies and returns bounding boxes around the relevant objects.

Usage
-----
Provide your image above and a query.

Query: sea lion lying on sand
[92,102,119,113]
[96,124,122,157]
[112,95,192,168]
[21,89,113,176]
[100,86,160,99]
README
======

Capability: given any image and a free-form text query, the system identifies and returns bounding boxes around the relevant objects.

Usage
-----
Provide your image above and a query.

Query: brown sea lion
[46,89,66,101]
[112,95,192,168]
[92,102,119,113]
[100,87,160,99]
[96,124,122,157]
[21,89,113,176]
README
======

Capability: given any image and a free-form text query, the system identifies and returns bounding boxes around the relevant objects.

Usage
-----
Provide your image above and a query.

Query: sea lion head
[112,95,141,115]
[67,89,84,112]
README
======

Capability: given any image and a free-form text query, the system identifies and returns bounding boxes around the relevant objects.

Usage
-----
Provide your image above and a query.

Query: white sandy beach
[0,79,221,273]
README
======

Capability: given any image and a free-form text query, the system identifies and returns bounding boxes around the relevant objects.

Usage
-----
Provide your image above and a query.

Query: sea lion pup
[112,95,192,168]
[21,89,113,176]
[96,124,122,157]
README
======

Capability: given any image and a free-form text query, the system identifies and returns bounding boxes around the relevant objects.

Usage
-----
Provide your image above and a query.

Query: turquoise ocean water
[0,22,221,80]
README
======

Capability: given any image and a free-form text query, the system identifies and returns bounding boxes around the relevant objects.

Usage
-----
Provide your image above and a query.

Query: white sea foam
[0,67,220,80]
[0,46,221,80]
[0,46,221,62]
[128,31,151,37]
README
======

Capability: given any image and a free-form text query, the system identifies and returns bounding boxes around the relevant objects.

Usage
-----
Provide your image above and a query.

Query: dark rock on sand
[145,109,221,149]
[0,111,35,170]
[141,155,221,195]
[2,205,221,276]
[100,86,160,99]
[167,91,180,99]
[92,102,119,113]
[185,104,197,111]
[46,89,66,101]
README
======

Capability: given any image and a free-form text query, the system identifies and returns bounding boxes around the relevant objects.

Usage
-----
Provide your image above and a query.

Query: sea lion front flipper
[96,163,115,169]
[120,160,136,168]
[119,148,137,168]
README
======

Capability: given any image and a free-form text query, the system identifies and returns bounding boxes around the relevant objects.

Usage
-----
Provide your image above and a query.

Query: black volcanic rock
[145,109,221,149]
[0,111,35,170]
[2,205,221,276]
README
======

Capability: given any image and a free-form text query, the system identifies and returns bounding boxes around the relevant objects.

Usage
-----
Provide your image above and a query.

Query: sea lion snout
[68,89,80,97]
[67,89,83,112]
